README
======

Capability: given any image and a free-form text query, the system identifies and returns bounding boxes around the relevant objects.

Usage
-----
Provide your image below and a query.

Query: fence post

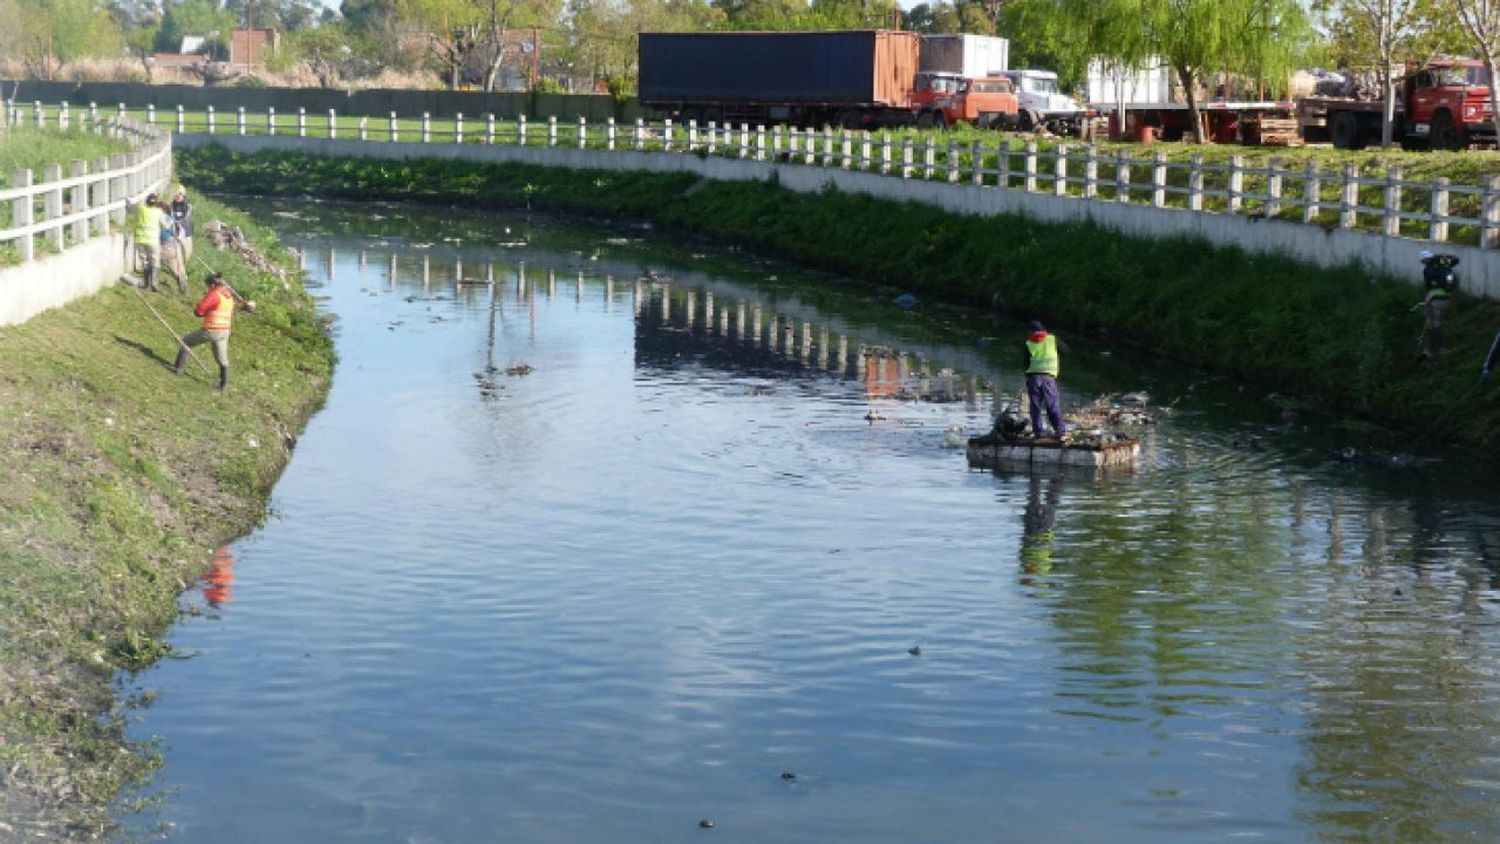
[297,107,307,137]
[486,113,495,144]
[43,163,64,251]
[758,125,768,161]
[607,117,616,151]
[1187,154,1203,211]
[1083,146,1098,199]
[843,131,854,169]
[822,127,834,167]
[518,114,527,145]
[880,133,892,174]
[772,125,784,160]
[268,106,277,136]
[947,141,959,182]
[1267,157,1284,218]
[920,141,934,180]
[145,104,155,126]
[91,156,109,235]
[548,115,558,147]
[998,141,1011,189]
[1228,155,1244,213]
[109,153,129,227]
[664,118,674,152]
[1429,176,1450,242]
[634,118,645,150]
[689,119,699,150]
[971,140,983,185]
[803,128,815,165]
[207,105,216,134]
[234,106,244,136]
[706,121,716,154]
[1151,151,1167,207]
[1339,163,1358,229]
[900,138,914,179]
[1484,176,1500,249]
[177,104,186,134]
[70,160,88,245]
[422,112,431,143]
[1383,166,1402,236]
[329,108,338,139]
[739,123,750,158]
[1303,161,1321,223]
[1055,144,1069,196]
[1115,150,1131,202]
[455,112,463,143]
[389,111,398,142]
[1023,142,1038,192]
[12,169,33,261]
[359,117,368,141]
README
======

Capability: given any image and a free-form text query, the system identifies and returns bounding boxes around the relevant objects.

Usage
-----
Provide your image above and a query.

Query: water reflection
[202,547,235,608]
[121,202,1500,843]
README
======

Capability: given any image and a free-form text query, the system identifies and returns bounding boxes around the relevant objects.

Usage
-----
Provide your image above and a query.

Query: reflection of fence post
[518,114,527,145]
[607,117,616,151]
[455,112,463,143]
[359,116,367,141]
[268,106,277,136]
[1430,177,1449,242]
[486,113,495,144]
[1302,161,1320,223]
[1383,166,1402,236]
[1339,163,1358,229]
[297,107,306,137]
[1151,151,1166,207]
[329,108,338,139]
[236,106,245,136]
[178,104,186,134]
[421,112,430,143]
[1483,176,1500,249]
[548,115,557,147]
[207,105,217,134]
[388,111,397,142]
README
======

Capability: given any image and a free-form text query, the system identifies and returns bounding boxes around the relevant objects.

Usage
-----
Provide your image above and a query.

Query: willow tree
[1451,0,1500,146]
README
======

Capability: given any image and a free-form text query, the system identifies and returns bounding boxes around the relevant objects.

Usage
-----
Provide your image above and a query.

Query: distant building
[180,35,207,54]
[229,28,279,68]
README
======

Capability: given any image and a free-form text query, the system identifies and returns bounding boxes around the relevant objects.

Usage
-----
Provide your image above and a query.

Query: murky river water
[121,199,1500,842]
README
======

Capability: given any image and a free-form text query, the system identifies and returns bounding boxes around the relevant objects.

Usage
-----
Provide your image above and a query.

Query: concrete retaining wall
[176,133,1500,298]
[0,233,129,327]
[5,80,642,122]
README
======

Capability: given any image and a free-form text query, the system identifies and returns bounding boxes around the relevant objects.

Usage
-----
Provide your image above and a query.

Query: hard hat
[1418,249,1435,262]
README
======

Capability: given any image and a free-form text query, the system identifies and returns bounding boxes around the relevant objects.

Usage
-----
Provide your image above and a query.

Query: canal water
[122,199,1500,842]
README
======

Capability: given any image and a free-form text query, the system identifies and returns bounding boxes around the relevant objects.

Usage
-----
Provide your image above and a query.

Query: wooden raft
[966,434,1140,472]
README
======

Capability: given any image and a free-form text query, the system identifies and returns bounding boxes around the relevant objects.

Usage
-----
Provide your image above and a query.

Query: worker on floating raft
[1024,320,1068,441]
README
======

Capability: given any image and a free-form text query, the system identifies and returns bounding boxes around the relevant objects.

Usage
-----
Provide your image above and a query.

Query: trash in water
[505,364,534,376]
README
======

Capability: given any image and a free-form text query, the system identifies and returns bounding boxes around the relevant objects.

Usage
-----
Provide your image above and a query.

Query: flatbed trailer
[1097,100,1298,144]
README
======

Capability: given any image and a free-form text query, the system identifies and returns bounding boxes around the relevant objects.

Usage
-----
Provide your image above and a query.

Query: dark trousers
[1027,373,1065,438]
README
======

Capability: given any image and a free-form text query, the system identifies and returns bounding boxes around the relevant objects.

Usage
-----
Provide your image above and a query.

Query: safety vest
[202,290,236,331]
[134,205,164,245]
[1026,333,1059,377]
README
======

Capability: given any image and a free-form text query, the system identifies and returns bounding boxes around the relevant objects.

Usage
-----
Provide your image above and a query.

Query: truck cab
[910,71,1020,129]
[1405,60,1494,149]
[1004,69,1089,134]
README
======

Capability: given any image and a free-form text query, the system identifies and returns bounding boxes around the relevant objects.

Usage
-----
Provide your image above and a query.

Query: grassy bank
[0,127,132,265]
[0,195,333,837]
[179,145,1500,454]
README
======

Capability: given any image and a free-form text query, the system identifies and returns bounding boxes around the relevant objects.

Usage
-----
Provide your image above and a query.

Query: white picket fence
[22,98,1485,251]
[0,109,173,263]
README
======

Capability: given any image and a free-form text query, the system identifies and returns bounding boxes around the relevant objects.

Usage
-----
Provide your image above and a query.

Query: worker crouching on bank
[1025,320,1068,440]
[175,272,255,391]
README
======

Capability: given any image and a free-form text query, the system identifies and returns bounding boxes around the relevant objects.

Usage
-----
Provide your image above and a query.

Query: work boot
[172,347,187,375]
[218,365,229,392]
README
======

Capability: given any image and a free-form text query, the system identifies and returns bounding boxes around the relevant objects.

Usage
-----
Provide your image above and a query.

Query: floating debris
[908,645,922,656]
[698,818,715,829]
[864,411,885,423]
[504,363,534,376]
[893,293,918,308]
[780,771,797,781]
[941,425,966,448]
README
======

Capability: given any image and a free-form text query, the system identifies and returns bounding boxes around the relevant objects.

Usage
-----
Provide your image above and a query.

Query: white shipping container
[1086,57,1173,105]
[919,34,1010,78]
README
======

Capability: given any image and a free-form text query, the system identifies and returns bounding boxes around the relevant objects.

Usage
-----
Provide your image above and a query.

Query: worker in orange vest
[174,272,255,391]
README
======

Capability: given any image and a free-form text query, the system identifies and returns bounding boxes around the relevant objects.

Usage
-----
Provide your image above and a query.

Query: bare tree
[481,0,513,92]
[1344,0,1418,147]
[1451,0,1500,144]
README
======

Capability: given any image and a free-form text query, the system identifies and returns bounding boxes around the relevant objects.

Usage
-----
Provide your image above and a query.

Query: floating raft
[966,434,1140,472]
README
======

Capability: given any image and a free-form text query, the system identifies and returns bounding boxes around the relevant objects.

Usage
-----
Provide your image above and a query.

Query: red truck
[910,71,1020,129]
[1298,59,1496,150]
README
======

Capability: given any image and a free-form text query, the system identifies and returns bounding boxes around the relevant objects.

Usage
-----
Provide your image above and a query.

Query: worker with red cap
[1024,319,1068,440]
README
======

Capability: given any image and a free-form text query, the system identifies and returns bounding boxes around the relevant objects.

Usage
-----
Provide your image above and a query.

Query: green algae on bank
[0,195,333,838]
[178,145,1500,456]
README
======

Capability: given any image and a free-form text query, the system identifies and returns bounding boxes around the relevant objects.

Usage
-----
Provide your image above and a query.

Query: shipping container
[918,34,1010,78]
[638,30,921,127]
[1085,57,1173,106]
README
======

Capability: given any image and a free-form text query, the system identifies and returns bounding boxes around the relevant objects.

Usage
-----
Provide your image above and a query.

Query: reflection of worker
[1418,250,1458,359]
[203,546,235,607]
[174,272,254,391]
[1023,320,1068,440]
[1020,475,1062,576]
[1482,330,1499,382]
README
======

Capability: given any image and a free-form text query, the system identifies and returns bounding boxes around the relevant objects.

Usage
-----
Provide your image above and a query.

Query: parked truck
[1003,69,1091,135]
[910,71,1020,129]
[637,30,922,129]
[1299,58,1496,150]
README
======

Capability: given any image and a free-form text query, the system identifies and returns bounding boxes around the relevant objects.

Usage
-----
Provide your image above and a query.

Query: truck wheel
[1330,111,1365,150]
[1431,112,1466,151]
[916,111,935,129]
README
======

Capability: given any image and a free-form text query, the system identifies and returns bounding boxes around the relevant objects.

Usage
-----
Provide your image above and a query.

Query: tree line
[2,0,1497,140]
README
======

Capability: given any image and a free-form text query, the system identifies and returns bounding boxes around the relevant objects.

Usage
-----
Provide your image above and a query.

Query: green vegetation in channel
[0,195,333,837]
[179,144,1500,455]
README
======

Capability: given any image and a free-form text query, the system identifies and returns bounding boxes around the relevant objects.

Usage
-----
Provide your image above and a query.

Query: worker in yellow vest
[132,193,169,291]
[174,272,255,391]
[1024,320,1068,440]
